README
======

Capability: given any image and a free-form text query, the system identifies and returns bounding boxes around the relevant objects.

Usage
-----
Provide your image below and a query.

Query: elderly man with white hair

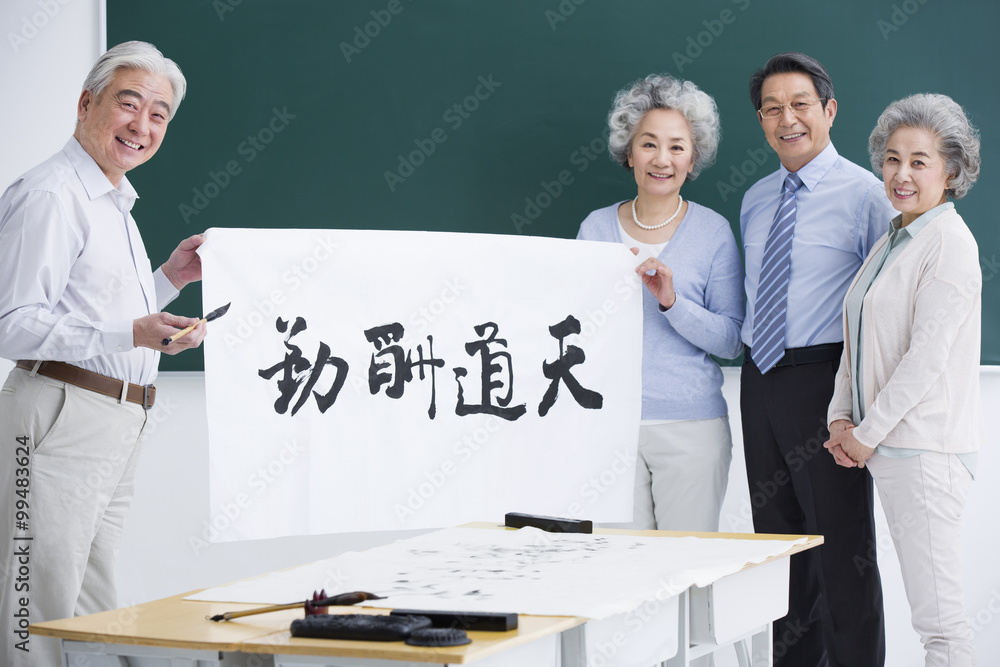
[0,41,208,666]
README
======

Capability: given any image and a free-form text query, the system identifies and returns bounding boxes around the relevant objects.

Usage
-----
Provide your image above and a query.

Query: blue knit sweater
[577,201,745,420]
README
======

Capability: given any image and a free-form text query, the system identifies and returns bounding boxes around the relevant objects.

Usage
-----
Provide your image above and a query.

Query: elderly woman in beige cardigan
[824,93,982,666]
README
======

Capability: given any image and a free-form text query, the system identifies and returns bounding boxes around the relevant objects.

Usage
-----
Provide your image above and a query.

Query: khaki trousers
[0,367,147,667]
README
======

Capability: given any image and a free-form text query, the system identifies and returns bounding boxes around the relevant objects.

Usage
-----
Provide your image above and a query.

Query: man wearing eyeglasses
[739,52,893,667]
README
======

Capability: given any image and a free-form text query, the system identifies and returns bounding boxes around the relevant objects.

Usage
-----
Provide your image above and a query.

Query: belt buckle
[142,385,153,410]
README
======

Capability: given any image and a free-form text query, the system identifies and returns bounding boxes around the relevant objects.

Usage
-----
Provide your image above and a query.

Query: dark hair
[749,52,834,113]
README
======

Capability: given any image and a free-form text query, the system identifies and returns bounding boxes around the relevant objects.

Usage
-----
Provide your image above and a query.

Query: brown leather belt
[16,360,156,409]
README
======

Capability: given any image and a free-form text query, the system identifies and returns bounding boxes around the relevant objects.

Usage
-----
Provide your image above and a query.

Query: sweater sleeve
[827,249,877,428]
[827,343,855,426]
[852,227,981,448]
[661,221,745,359]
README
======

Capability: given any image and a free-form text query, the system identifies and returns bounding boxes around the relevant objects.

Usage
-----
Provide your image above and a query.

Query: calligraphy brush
[162,302,231,346]
[207,590,385,622]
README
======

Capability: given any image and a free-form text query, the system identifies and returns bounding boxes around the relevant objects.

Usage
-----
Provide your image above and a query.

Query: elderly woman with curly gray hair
[824,93,982,666]
[577,74,744,534]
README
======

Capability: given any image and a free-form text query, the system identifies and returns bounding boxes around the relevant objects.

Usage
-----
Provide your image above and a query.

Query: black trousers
[741,354,885,667]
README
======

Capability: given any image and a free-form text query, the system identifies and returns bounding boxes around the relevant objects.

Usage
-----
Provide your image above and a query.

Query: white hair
[82,41,187,118]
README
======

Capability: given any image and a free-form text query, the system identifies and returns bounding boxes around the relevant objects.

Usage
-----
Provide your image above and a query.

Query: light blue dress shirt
[740,142,894,349]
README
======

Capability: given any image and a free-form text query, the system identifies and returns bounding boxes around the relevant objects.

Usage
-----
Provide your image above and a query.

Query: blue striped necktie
[751,172,803,373]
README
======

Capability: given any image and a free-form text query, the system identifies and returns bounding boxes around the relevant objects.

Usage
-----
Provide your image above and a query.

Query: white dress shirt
[0,138,178,385]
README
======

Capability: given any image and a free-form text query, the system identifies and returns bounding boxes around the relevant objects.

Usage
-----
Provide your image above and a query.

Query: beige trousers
[867,451,977,667]
[607,416,734,532]
[0,367,147,667]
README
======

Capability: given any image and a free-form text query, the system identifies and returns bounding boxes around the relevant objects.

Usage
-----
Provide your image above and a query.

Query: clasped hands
[824,419,875,469]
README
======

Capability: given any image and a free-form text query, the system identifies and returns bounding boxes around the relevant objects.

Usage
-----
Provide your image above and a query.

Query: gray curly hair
[607,74,720,180]
[869,93,980,199]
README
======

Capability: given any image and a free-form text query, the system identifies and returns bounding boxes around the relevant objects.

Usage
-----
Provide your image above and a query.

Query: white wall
[2,4,999,664]
[0,0,103,189]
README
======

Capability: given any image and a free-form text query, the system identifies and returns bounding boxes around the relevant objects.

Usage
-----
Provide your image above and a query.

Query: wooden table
[31,525,821,666]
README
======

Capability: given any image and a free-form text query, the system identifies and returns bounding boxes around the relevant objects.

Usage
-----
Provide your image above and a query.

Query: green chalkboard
[109,0,999,370]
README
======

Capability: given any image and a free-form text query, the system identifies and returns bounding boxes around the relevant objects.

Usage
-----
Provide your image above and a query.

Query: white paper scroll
[186,526,807,620]
[198,228,642,540]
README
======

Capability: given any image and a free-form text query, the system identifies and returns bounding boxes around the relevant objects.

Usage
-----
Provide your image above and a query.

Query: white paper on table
[198,229,643,540]
[186,527,807,620]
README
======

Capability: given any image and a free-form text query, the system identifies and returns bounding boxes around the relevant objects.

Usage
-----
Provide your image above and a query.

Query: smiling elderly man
[0,41,207,666]
[738,52,895,667]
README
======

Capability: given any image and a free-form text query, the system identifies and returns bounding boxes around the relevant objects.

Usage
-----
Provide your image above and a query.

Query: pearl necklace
[632,195,683,231]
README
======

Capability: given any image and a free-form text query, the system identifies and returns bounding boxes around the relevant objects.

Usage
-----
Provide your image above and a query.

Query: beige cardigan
[828,207,984,452]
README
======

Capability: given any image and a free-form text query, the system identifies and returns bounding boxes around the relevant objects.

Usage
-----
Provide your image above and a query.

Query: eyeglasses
[757,98,828,119]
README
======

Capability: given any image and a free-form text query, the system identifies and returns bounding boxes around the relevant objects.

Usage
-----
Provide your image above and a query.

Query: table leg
[664,590,691,666]
[750,622,772,666]
[559,623,585,667]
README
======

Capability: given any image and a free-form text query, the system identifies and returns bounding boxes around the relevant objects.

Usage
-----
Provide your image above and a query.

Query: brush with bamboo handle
[208,590,385,622]
[162,302,231,346]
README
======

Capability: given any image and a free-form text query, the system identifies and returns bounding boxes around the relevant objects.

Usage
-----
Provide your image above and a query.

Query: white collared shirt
[0,137,178,385]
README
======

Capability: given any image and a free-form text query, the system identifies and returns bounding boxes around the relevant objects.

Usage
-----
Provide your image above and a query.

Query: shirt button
[116,345,124,351]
